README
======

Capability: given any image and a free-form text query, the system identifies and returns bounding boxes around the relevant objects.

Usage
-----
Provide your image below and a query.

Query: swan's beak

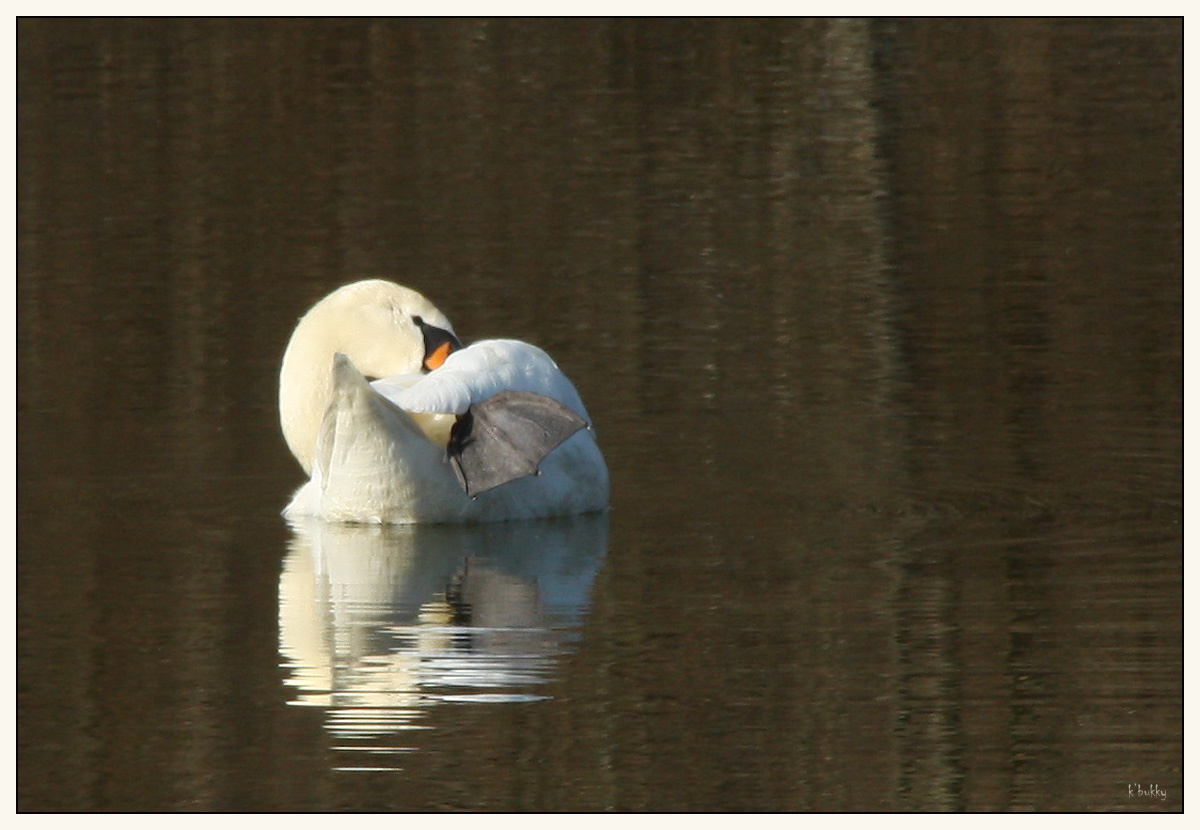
[416,317,462,372]
[425,339,457,371]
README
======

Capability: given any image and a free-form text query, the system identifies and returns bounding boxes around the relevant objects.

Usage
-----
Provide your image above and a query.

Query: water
[17,19,1181,812]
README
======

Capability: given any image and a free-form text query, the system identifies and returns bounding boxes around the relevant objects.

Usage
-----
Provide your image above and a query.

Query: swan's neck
[279,335,335,475]
[278,282,455,474]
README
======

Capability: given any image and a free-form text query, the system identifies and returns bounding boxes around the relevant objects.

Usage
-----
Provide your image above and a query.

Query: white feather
[279,282,608,524]
[372,339,589,419]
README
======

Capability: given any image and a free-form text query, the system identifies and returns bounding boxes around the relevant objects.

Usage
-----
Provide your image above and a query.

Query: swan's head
[279,279,460,473]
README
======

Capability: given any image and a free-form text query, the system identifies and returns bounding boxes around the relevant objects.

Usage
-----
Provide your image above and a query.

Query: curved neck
[279,329,333,475]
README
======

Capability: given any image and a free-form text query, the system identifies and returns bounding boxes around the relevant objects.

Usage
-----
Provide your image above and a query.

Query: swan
[279,279,609,524]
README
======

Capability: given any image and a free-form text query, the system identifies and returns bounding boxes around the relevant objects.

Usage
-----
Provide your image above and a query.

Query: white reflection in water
[279,514,608,768]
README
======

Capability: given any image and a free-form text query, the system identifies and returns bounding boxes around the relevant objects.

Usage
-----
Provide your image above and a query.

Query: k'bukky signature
[1127,783,1167,801]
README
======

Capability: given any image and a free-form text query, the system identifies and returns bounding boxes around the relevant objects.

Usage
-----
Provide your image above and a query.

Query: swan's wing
[447,391,589,497]
[377,340,589,419]
[314,354,429,491]
[373,339,595,496]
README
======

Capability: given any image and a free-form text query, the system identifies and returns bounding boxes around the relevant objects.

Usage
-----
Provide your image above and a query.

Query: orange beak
[413,315,462,373]
[424,340,455,371]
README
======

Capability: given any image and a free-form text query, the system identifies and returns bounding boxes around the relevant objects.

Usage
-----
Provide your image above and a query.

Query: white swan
[279,279,609,524]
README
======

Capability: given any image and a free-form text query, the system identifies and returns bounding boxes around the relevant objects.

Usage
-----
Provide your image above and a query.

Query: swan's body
[279,280,609,524]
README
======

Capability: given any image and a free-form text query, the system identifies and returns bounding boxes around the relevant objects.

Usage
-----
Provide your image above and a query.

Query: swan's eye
[411,315,424,327]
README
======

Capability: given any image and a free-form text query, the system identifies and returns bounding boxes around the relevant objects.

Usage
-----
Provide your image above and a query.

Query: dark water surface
[17,19,1181,812]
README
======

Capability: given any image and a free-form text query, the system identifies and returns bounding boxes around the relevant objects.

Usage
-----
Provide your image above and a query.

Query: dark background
[18,18,1181,811]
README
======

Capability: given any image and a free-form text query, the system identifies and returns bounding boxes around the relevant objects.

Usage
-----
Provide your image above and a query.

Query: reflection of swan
[278,513,608,763]
[279,280,609,523]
